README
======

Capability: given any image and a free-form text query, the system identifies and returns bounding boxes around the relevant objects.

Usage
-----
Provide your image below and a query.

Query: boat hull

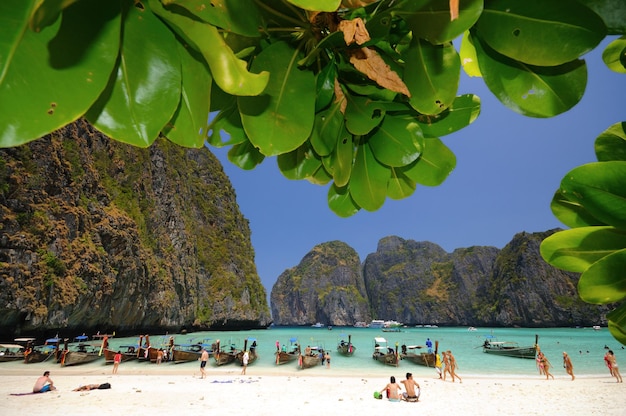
[299,354,321,369]
[214,352,236,366]
[337,344,356,356]
[171,348,201,364]
[402,352,435,366]
[275,351,299,365]
[483,346,537,359]
[373,353,398,366]
[103,348,137,364]
[61,351,102,366]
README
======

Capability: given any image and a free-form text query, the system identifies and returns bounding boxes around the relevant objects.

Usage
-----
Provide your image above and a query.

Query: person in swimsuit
[199,348,209,379]
[33,371,56,393]
[607,350,623,383]
[400,372,421,402]
[563,352,575,381]
[379,376,402,402]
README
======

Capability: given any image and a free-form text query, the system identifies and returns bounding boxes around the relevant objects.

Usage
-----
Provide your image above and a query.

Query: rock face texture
[271,232,612,327]
[270,241,371,326]
[0,120,270,336]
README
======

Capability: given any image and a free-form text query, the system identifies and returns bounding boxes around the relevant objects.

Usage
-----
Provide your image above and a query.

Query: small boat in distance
[369,320,385,329]
[337,334,356,357]
[311,322,324,328]
[482,334,538,359]
[592,325,601,331]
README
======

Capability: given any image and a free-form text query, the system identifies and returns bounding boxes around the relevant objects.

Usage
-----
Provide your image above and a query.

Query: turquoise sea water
[5,327,622,379]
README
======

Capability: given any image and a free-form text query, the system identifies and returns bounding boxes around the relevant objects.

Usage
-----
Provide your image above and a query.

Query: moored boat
[24,337,62,364]
[336,334,356,357]
[481,334,538,359]
[103,345,139,364]
[60,335,104,366]
[212,339,237,366]
[171,339,211,364]
[0,342,28,362]
[298,345,322,369]
[369,320,385,329]
[275,338,300,365]
[235,338,258,366]
[401,340,437,367]
[372,337,399,367]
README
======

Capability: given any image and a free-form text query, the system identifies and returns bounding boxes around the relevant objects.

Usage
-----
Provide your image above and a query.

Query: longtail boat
[24,337,61,364]
[372,337,399,367]
[336,334,356,357]
[60,335,104,366]
[401,340,438,366]
[103,345,139,364]
[275,338,299,365]
[171,338,211,364]
[298,345,322,369]
[212,339,236,366]
[482,334,538,359]
[236,338,258,366]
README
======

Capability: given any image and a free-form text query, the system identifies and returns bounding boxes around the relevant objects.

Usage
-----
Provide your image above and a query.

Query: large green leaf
[239,41,315,156]
[322,126,354,188]
[401,0,483,45]
[162,43,211,148]
[149,0,269,97]
[387,168,416,200]
[607,303,626,345]
[311,103,344,157]
[560,161,626,229]
[403,39,460,115]
[0,0,121,147]
[459,30,481,78]
[549,189,605,228]
[87,2,181,147]
[595,122,626,162]
[328,184,360,218]
[578,0,626,35]
[473,33,587,118]
[349,142,389,211]
[163,0,262,37]
[368,115,422,167]
[315,60,338,112]
[602,36,626,74]
[207,85,248,147]
[400,137,455,186]
[29,0,81,32]
[345,94,386,136]
[540,226,626,273]
[578,249,626,304]
[416,94,480,138]
[285,0,340,12]
[477,0,606,66]
[228,139,265,170]
[278,142,323,181]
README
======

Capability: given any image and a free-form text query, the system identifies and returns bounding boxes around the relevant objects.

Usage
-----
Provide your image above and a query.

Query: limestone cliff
[270,241,371,326]
[271,232,611,327]
[0,120,270,336]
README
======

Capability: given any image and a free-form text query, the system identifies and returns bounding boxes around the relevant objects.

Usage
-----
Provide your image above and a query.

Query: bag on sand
[373,391,382,399]
[98,383,111,390]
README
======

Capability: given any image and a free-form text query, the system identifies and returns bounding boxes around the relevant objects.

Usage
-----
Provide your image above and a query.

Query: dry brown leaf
[338,18,370,46]
[450,0,459,21]
[349,47,411,97]
[334,79,347,114]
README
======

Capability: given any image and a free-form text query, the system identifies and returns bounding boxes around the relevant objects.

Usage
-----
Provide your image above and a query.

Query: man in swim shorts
[33,371,56,393]
[200,348,209,379]
[401,372,421,402]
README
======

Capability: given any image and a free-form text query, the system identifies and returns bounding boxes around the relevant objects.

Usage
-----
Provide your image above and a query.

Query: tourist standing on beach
[563,352,574,380]
[448,350,462,383]
[435,351,442,379]
[113,351,122,374]
[379,376,403,402]
[536,350,546,375]
[241,350,249,375]
[199,347,208,379]
[604,350,614,376]
[325,351,331,368]
[607,350,623,383]
[442,351,452,381]
[541,353,554,380]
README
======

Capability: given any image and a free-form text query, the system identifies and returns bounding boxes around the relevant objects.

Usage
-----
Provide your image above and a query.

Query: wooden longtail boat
[401,340,438,366]
[212,339,236,366]
[236,338,258,366]
[103,345,139,364]
[372,337,399,367]
[482,334,538,359]
[336,334,356,357]
[170,338,211,364]
[60,335,104,366]
[298,345,322,369]
[24,337,61,364]
[275,338,300,365]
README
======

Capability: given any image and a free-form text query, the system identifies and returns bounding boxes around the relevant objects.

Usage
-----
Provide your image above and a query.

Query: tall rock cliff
[270,241,371,326]
[271,232,612,327]
[0,120,270,336]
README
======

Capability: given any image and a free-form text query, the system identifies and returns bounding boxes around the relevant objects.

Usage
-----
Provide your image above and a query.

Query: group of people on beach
[378,373,421,402]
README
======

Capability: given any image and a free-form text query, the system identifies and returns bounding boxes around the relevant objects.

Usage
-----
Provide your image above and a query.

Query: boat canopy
[289,338,297,343]
[0,344,24,349]
[374,337,387,343]
[14,338,36,342]
[75,335,89,341]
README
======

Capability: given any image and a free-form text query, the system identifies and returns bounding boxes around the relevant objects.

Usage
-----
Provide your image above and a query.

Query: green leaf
[549,189,605,228]
[345,94,386,136]
[323,127,353,188]
[328,184,360,218]
[278,141,323,181]
[149,0,269,97]
[163,0,262,37]
[0,0,121,147]
[540,226,626,273]
[602,36,626,74]
[416,94,481,138]
[1,0,37,87]
[285,0,340,12]
[607,303,626,345]
[30,0,81,32]
[578,0,626,35]
[402,0,483,44]
[387,168,416,200]
[595,122,626,162]
[473,33,587,118]
[315,61,338,112]
[578,249,626,304]
[349,142,389,211]
[239,41,315,156]
[368,115,422,167]
[460,30,482,78]
[403,39,460,115]
[207,85,248,147]
[228,139,265,170]
[477,0,606,66]
[560,161,626,229]
[162,43,211,148]
[87,2,181,147]
[311,103,344,157]
[400,137,455,186]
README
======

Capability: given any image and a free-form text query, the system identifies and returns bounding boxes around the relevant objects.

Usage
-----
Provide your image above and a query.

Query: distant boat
[369,320,385,329]
[372,337,399,367]
[353,321,367,328]
[592,325,601,331]
[481,334,538,359]
[337,334,356,357]
[311,322,324,328]
[468,327,477,331]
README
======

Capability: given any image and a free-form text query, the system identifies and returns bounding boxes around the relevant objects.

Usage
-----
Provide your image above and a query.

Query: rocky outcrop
[0,120,270,336]
[270,241,371,326]
[271,232,612,327]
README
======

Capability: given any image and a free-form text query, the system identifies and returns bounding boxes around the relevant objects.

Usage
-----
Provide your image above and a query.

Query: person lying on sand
[73,383,111,391]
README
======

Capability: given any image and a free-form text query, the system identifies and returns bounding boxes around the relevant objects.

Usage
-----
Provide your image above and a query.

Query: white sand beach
[2,364,625,416]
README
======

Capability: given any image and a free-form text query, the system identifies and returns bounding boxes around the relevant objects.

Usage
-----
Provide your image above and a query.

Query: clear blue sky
[211,38,626,298]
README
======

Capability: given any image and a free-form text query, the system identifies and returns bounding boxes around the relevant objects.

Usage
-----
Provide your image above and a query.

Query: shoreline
[3,365,625,415]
